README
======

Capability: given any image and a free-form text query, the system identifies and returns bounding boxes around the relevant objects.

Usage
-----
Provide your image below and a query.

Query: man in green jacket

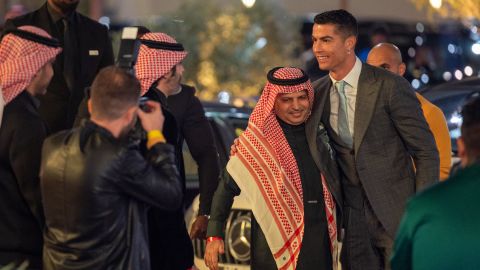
[391,94,480,270]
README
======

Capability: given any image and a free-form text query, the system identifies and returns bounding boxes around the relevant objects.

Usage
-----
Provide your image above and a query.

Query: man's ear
[457,136,468,167]
[87,99,92,115]
[125,105,137,123]
[345,35,357,52]
[399,62,406,77]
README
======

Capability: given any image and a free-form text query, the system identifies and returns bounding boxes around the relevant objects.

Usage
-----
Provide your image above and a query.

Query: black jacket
[40,121,182,270]
[73,85,220,269]
[167,84,220,215]
[4,3,114,133]
[143,87,194,270]
[207,122,337,270]
[0,91,47,269]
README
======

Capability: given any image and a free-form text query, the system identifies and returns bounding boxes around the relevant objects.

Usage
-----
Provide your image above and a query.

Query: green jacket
[391,161,480,270]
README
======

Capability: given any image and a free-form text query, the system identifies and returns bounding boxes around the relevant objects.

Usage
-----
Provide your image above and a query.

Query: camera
[138,96,150,112]
[116,27,141,72]
[115,27,149,144]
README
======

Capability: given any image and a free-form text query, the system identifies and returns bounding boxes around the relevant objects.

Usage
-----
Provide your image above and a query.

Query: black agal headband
[140,39,185,51]
[267,67,309,86]
[5,29,60,48]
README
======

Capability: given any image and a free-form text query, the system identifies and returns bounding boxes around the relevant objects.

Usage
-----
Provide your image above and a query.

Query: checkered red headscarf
[227,67,338,269]
[249,67,314,202]
[135,32,188,95]
[0,25,61,104]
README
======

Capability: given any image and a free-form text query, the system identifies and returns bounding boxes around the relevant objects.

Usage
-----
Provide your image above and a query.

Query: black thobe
[207,120,332,270]
[0,91,47,269]
[144,88,194,270]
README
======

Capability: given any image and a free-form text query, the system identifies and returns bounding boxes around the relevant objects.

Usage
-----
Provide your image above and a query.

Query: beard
[51,0,79,14]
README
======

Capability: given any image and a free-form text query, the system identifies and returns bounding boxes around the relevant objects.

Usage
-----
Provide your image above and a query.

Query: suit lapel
[76,14,88,86]
[306,77,332,170]
[353,64,381,156]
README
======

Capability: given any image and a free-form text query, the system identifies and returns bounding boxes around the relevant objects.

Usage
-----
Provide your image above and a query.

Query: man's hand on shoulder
[229,137,240,156]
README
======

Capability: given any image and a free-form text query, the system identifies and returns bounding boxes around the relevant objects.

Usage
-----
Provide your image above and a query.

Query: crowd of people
[0,1,479,270]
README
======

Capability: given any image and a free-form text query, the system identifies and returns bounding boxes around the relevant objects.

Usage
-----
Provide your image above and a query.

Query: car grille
[193,209,251,265]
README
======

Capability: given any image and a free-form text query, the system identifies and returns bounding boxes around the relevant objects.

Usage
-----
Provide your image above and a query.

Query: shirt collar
[329,56,362,89]
[167,85,183,96]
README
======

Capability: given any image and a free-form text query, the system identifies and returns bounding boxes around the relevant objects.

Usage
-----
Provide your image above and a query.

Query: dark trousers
[341,199,393,270]
[149,208,193,270]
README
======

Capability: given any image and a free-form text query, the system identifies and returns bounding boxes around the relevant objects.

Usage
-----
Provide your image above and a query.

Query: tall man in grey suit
[305,10,439,269]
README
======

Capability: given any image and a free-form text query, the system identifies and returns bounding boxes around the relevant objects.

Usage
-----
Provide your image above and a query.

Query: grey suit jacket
[306,63,439,237]
[305,97,344,235]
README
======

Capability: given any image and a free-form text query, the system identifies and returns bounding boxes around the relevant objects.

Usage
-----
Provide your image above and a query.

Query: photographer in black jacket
[40,66,182,270]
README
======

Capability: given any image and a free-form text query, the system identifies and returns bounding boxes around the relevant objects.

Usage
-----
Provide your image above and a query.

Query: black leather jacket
[40,121,182,270]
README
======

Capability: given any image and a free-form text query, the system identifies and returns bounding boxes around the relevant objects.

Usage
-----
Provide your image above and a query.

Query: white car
[186,195,251,270]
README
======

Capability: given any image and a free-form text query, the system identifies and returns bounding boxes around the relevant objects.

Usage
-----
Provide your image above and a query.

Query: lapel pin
[89,50,99,56]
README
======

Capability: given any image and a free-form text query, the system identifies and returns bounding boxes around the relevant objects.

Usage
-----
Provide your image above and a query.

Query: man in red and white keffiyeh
[205,67,341,270]
[135,32,187,97]
[135,32,215,270]
[0,25,61,268]
[0,25,61,125]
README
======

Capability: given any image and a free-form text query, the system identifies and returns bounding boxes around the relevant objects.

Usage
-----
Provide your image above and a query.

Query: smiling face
[274,90,311,125]
[312,23,356,80]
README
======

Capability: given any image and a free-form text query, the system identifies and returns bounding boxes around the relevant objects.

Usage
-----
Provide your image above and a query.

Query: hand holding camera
[137,100,165,132]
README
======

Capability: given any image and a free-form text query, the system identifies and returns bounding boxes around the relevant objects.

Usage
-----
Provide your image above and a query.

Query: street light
[242,0,256,8]
[429,0,442,9]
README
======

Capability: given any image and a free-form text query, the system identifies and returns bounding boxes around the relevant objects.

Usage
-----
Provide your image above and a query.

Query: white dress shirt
[329,57,362,137]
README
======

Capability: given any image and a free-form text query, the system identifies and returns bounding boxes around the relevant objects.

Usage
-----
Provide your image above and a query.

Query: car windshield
[423,87,480,153]
[429,94,466,121]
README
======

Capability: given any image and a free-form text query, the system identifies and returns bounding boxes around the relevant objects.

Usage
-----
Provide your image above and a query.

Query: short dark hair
[313,9,358,37]
[461,94,480,158]
[90,66,141,121]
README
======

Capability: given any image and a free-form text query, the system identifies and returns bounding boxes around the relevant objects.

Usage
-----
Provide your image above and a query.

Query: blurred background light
[464,66,474,76]
[218,91,231,104]
[242,0,256,8]
[411,79,421,89]
[443,71,452,81]
[415,36,424,46]
[408,47,416,58]
[421,74,430,84]
[416,22,425,33]
[429,0,442,9]
[471,43,480,55]
[454,69,463,80]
